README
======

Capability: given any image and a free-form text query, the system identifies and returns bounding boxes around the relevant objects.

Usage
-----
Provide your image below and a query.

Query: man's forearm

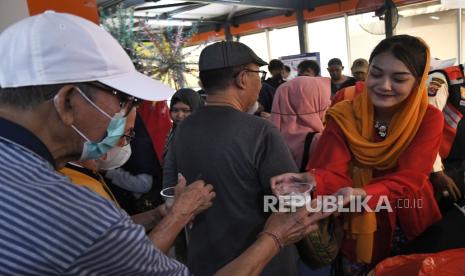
[131,205,165,231]
[214,234,279,276]
[148,211,191,253]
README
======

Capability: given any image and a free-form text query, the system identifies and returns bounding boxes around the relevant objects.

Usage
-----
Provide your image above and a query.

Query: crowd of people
[0,10,464,276]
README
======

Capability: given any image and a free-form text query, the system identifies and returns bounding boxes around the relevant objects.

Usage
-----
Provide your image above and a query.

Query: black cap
[199,41,268,71]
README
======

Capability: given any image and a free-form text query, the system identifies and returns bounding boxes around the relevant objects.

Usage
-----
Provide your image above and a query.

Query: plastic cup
[275,182,314,208]
[160,185,191,244]
[160,186,175,207]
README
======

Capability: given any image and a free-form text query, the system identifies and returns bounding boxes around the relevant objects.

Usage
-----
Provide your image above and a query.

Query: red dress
[309,105,443,263]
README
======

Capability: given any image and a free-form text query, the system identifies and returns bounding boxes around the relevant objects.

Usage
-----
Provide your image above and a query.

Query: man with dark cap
[163,41,302,275]
[264,58,286,89]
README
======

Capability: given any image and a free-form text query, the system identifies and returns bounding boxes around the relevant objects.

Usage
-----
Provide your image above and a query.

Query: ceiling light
[430,15,440,20]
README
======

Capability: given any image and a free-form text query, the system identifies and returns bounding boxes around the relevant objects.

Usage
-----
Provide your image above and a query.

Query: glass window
[307,17,349,77]
[239,32,269,62]
[347,13,384,64]
[268,26,300,59]
[397,5,458,61]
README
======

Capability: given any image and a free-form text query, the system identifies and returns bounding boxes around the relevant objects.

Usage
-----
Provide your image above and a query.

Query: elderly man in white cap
[0,11,329,275]
[0,11,216,274]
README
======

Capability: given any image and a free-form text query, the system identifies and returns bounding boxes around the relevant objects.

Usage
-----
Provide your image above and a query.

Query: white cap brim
[99,71,175,101]
[430,58,456,71]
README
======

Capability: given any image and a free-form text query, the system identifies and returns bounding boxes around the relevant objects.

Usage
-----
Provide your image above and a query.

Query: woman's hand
[332,187,367,207]
[270,172,314,195]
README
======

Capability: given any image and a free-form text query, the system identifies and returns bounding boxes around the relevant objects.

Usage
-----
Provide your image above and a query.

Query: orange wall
[27,0,99,24]
[189,0,428,45]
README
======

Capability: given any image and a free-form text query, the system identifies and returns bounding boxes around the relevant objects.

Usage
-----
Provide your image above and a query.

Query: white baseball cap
[430,58,456,71]
[0,11,174,101]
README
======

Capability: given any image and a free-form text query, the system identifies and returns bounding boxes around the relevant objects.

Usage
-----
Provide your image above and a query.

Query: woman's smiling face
[366,51,417,111]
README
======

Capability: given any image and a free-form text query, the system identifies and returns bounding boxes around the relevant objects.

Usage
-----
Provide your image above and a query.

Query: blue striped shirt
[0,118,190,275]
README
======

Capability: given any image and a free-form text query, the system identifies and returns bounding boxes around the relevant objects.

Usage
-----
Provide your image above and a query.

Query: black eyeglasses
[86,82,141,117]
[121,128,135,146]
[233,68,267,80]
[245,69,267,79]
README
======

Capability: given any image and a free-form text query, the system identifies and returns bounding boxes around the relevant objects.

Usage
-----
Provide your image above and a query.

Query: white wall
[397,9,458,61]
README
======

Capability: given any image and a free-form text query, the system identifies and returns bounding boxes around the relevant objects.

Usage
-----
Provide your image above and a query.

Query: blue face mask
[70,87,127,160]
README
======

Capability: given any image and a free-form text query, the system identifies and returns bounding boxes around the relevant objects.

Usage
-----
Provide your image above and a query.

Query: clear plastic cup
[160,186,175,207]
[276,182,313,208]
[160,185,191,244]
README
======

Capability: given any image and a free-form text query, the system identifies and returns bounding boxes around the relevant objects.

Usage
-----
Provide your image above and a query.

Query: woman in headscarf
[270,76,331,171]
[271,35,442,274]
[163,88,203,161]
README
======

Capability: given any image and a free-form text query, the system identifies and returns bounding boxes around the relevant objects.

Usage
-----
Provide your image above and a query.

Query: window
[268,26,300,59]
[347,13,384,63]
[307,17,349,77]
[239,32,269,62]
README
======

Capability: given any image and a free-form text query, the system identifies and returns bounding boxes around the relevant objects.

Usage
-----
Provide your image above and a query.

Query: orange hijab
[326,43,430,263]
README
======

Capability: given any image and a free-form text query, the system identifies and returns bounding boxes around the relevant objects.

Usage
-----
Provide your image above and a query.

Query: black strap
[300,132,317,172]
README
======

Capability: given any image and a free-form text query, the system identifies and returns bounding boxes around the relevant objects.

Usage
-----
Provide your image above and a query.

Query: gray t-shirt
[163,106,298,276]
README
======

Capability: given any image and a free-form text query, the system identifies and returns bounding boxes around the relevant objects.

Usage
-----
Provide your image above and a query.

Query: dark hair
[268,59,284,71]
[0,82,97,110]
[369,35,427,79]
[328,58,343,67]
[284,65,291,72]
[297,60,321,76]
[199,65,245,94]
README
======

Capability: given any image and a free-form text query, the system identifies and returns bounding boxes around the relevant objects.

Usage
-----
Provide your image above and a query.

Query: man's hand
[430,171,462,201]
[149,175,215,253]
[170,174,216,220]
[262,200,332,247]
[259,112,271,119]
